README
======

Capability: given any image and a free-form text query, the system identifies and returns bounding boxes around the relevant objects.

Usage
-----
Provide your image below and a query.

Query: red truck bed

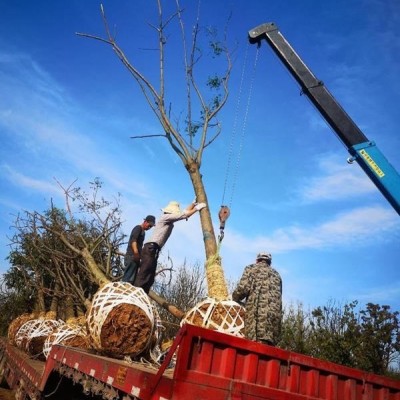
[1,323,400,399]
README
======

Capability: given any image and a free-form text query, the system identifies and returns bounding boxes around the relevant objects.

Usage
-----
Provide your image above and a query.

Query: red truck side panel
[169,325,400,400]
[1,340,45,399]
[2,324,400,400]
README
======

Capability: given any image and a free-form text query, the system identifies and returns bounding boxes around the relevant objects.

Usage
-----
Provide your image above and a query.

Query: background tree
[307,300,362,367]
[278,300,400,378]
[278,302,312,355]
[77,0,234,300]
[2,179,125,325]
[356,303,400,375]
[156,261,207,339]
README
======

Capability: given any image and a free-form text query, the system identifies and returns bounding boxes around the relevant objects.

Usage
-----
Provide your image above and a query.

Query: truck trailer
[1,323,400,399]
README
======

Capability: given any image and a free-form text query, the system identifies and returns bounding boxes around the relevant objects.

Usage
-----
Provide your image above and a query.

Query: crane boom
[249,22,400,215]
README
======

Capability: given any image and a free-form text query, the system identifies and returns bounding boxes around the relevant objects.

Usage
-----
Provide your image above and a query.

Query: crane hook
[218,205,230,243]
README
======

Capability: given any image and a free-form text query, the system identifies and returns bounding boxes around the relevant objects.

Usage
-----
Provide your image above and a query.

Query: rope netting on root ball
[86,282,155,358]
[14,318,63,360]
[181,297,245,337]
[8,313,38,346]
[43,322,89,359]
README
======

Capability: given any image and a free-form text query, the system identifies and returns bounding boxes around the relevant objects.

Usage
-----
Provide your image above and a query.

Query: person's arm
[162,201,207,222]
[232,266,252,303]
[183,201,207,218]
[130,225,142,261]
[131,241,140,261]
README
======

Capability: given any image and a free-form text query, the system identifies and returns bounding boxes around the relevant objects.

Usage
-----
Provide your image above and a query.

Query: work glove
[133,253,140,263]
[195,202,207,211]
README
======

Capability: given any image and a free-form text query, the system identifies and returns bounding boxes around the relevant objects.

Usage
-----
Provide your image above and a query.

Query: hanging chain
[218,45,259,243]
[227,45,259,209]
[220,43,249,207]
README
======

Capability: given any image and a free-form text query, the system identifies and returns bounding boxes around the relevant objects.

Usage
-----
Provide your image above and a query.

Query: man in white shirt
[133,200,206,293]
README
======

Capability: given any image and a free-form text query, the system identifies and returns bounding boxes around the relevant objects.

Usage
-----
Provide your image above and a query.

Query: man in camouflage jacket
[232,252,282,345]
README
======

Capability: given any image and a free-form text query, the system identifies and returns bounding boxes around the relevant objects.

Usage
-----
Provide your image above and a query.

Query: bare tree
[156,261,207,339]
[4,179,124,320]
[77,1,234,300]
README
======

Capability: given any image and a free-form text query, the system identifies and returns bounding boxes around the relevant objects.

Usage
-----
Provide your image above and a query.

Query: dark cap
[144,215,156,226]
[257,252,272,262]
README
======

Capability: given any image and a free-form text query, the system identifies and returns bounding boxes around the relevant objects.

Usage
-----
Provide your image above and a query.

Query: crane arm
[249,22,400,215]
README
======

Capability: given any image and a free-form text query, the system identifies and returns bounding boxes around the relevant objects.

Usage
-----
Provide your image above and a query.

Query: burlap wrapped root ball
[86,282,155,357]
[43,322,89,359]
[14,318,63,359]
[8,313,37,346]
[181,298,245,337]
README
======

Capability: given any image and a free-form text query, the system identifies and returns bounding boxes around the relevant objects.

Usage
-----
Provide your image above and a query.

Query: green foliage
[185,119,202,137]
[206,26,224,57]
[0,284,35,336]
[1,179,125,326]
[207,75,222,89]
[356,303,400,374]
[307,300,361,367]
[278,302,313,355]
[278,300,400,377]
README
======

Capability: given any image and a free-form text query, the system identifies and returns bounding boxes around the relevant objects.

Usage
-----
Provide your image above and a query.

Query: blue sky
[1,0,399,312]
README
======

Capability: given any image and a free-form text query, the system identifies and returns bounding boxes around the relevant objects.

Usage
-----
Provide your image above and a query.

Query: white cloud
[222,205,399,256]
[0,164,62,197]
[298,153,375,203]
[353,283,400,307]
[0,49,156,201]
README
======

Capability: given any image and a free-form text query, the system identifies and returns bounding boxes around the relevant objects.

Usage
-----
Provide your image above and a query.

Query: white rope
[86,282,154,352]
[181,297,245,337]
[43,323,88,359]
[15,318,63,352]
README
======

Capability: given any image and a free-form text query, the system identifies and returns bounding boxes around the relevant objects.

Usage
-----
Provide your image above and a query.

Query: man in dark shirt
[121,215,155,284]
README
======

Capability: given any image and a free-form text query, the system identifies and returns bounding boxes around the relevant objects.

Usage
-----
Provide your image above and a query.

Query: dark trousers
[133,242,159,293]
[121,257,139,284]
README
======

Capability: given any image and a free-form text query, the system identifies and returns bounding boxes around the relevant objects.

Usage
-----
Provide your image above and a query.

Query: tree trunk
[64,296,76,321]
[81,247,110,287]
[35,275,46,312]
[187,161,229,300]
[149,290,184,319]
[49,281,60,315]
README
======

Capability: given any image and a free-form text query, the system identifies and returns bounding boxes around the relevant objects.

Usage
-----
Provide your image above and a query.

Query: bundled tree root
[14,318,62,360]
[8,313,37,346]
[100,303,152,356]
[182,298,245,337]
[43,323,89,359]
[86,282,155,357]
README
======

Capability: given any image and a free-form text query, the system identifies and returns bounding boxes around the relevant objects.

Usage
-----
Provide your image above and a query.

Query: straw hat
[162,201,181,214]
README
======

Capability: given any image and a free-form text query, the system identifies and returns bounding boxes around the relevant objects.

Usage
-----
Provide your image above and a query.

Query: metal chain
[226,45,259,209]
[221,43,249,206]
